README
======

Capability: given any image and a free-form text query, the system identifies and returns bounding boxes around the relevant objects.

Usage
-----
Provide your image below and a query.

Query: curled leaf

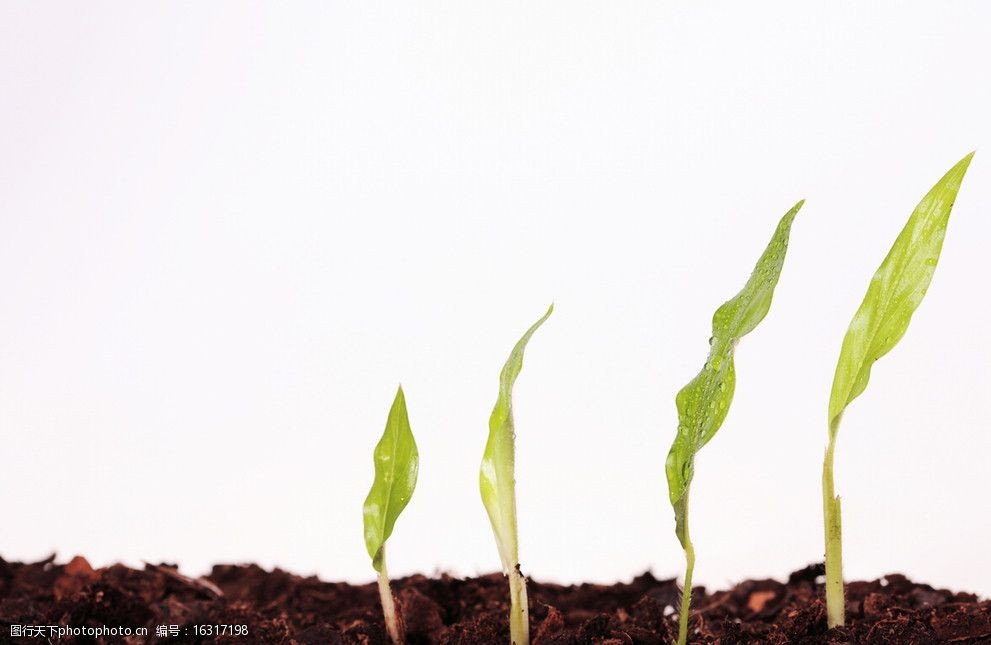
[666,201,802,546]
[480,304,553,574]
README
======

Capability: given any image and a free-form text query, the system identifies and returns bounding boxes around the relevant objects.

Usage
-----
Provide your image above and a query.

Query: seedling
[666,201,803,645]
[823,152,974,627]
[480,305,553,645]
[363,386,419,644]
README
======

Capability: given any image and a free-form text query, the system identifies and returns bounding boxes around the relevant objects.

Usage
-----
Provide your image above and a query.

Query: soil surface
[1,556,988,643]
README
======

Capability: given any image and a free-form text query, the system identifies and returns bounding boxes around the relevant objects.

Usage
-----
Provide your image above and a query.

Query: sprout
[666,202,803,645]
[480,305,553,645]
[823,152,974,628]
[363,386,419,645]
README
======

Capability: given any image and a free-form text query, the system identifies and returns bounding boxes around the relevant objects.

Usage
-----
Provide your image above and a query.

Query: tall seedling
[480,305,553,645]
[363,386,419,644]
[666,202,803,645]
[823,152,974,627]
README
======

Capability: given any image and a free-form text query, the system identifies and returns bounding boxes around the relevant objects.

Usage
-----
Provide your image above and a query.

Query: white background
[2,3,990,597]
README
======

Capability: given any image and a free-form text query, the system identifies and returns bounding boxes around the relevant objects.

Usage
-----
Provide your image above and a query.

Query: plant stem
[377,547,403,644]
[677,542,696,645]
[822,434,845,627]
[676,501,696,645]
[508,564,529,645]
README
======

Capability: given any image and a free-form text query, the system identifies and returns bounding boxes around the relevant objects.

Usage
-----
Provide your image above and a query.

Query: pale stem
[676,501,696,645]
[377,547,403,645]
[822,434,845,627]
[508,564,530,645]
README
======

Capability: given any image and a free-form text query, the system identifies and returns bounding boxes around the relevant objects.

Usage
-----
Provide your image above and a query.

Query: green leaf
[828,152,974,436]
[665,201,803,547]
[363,385,419,572]
[480,304,553,574]
[822,151,975,629]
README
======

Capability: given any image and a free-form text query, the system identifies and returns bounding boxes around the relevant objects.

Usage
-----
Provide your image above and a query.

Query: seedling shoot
[480,305,553,645]
[822,152,974,627]
[363,386,420,644]
[665,201,803,645]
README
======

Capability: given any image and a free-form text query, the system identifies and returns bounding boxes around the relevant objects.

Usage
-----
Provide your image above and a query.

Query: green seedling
[480,305,553,645]
[666,201,803,645]
[363,386,419,644]
[823,152,974,627]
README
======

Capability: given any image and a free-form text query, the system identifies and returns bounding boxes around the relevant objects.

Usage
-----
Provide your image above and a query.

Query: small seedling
[823,152,974,627]
[666,201,803,645]
[363,386,419,644]
[480,304,553,645]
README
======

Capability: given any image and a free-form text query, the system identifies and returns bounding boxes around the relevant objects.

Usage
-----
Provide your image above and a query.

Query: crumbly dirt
[1,556,988,643]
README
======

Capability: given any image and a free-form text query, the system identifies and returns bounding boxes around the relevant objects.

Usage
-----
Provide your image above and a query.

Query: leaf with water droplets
[363,386,419,572]
[665,201,803,546]
[828,152,974,436]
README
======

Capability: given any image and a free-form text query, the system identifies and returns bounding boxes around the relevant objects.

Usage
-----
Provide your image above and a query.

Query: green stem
[676,501,696,645]
[677,543,696,645]
[508,564,529,645]
[822,435,845,627]
[377,547,403,644]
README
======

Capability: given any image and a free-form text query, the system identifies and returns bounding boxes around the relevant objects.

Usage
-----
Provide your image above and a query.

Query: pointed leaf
[363,386,419,572]
[828,152,974,436]
[480,305,553,574]
[666,201,802,546]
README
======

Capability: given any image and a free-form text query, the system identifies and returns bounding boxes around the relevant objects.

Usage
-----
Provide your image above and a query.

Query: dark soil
[1,556,988,644]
